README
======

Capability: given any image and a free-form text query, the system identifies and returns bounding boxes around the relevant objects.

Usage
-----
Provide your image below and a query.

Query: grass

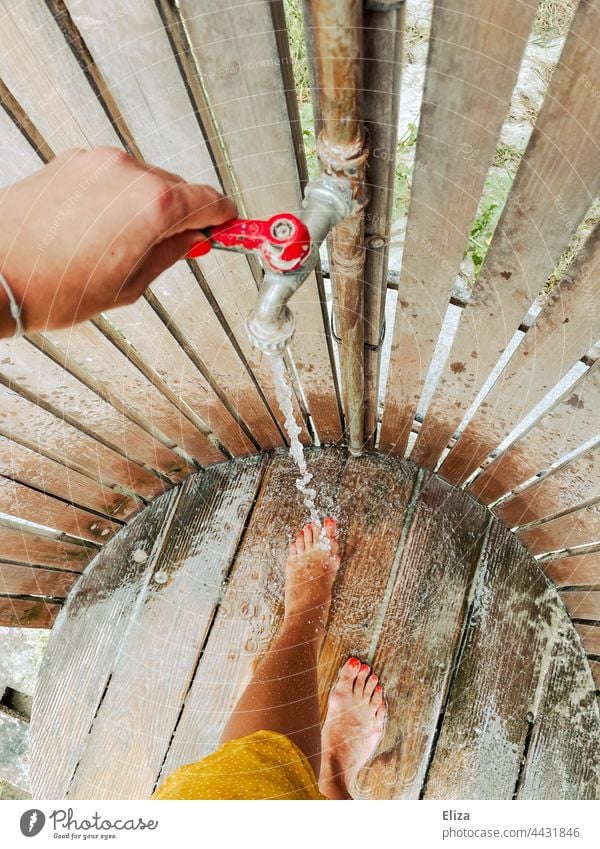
[533,0,579,44]
[404,22,430,65]
[393,122,419,219]
[464,169,515,278]
[545,198,600,291]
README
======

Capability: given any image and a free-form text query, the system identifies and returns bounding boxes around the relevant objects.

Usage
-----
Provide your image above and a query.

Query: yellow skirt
[151,730,328,800]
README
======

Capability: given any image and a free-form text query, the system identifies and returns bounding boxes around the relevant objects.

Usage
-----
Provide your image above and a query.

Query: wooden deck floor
[29,449,600,800]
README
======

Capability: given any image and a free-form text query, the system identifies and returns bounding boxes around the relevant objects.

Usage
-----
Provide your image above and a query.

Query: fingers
[120,229,205,302]
[162,182,238,237]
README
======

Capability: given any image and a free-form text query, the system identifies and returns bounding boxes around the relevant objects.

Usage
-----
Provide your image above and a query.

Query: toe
[295,530,305,553]
[324,517,337,540]
[364,673,379,700]
[375,699,387,722]
[303,523,314,547]
[371,684,384,710]
[354,662,370,693]
[288,541,297,558]
[340,656,362,685]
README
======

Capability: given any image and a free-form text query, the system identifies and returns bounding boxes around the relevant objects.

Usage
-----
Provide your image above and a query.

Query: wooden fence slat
[544,553,600,589]
[469,365,600,506]
[67,457,266,800]
[30,487,182,799]
[0,563,78,598]
[0,433,139,521]
[494,444,600,529]
[0,476,119,544]
[37,324,226,467]
[590,660,600,689]
[575,624,600,655]
[518,503,600,556]
[0,383,167,501]
[516,617,600,799]
[361,475,490,799]
[410,0,600,468]
[560,591,600,623]
[0,598,61,629]
[441,224,600,484]
[378,0,538,456]
[424,526,557,799]
[172,0,342,443]
[158,449,346,782]
[0,527,94,572]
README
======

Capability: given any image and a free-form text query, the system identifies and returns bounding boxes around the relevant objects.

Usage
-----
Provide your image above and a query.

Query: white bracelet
[0,271,24,338]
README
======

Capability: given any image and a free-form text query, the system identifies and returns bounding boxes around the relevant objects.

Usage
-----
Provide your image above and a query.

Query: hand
[0,147,237,337]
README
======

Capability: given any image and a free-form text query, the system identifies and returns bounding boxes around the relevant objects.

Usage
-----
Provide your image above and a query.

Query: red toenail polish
[361,663,369,672]
[370,675,378,683]
[375,684,383,691]
[324,517,335,527]
[348,657,360,669]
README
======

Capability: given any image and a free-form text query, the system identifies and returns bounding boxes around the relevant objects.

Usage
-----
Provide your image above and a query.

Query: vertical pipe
[310,0,368,455]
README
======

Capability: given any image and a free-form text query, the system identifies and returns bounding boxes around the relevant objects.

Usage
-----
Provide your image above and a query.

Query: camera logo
[20,810,46,837]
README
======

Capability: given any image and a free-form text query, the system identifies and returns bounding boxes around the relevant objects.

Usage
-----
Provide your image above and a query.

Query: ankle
[318,753,352,800]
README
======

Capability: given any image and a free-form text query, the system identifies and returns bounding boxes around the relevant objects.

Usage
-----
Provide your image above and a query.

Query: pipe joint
[317,128,370,212]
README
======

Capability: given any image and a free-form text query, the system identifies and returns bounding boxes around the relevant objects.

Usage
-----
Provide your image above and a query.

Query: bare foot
[319,657,387,799]
[284,518,340,644]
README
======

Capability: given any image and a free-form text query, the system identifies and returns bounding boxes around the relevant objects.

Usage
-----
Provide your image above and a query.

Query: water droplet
[132,549,148,563]
[153,571,168,584]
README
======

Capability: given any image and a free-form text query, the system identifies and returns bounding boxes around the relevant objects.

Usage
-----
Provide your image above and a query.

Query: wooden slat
[544,553,600,588]
[0,339,188,482]
[378,0,538,456]
[0,434,139,520]
[516,615,600,799]
[576,623,600,655]
[0,383,167,501]
[441,223,600,484]
[158,449,346,782]
[362,474,490,799]
[0,563,78,598]
[494,444,600,529]
[469,364,600,506]
[590,660,600,690]
[171,0,342,443]
[518,502,600,556]
[30,486,181,798]
[67,457,266,799]
[424,527,557,799]
[0,598,61,629]
[409,0,600,468]
[0,476,119,543]
[362,3,404,445]
[0,527,95,571]
[560,591,600,623]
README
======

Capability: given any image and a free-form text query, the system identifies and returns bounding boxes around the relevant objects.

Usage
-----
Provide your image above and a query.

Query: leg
[219,518,340,780]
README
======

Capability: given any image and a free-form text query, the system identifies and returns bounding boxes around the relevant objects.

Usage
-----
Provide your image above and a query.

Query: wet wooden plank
[560,591,600,623]
[469,365,600,506]
[518,503,600,556]
[0,476,119,544]
[423,525,556,799]
[590,660,600,690]
[411,0,600,468]
[517,609,600,799]
[575,624,600,655]
[0,563,78,598]
[494,444,600,529]
[0,434,139,521]
[544,553,600,589]
[441,225,600,485]
[378,0,538,456]
[29,487,181,799]
[363,476,490,799]
[158,448,346,782]
[0,527,95,572]
[0,383,167,502]
[67,457,267,799]
[0,598,61,629]
[172,0,342,443]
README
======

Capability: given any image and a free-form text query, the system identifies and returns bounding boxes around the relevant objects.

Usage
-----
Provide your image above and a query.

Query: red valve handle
[186,214,311,273]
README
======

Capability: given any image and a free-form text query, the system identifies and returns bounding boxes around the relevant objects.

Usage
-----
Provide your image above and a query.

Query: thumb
[121,229,208,301]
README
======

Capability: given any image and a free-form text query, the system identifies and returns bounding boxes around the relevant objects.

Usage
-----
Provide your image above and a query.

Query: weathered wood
[494,444,600,530]
[0,476,119,544]
[0,527,94,572]
[171,0,342,443]
[378,0,538,456]
[67,457,266,799]
[0,563,78,598]
[424,526,556,799]
[518,503,600,556]
[469,365,600,506]
[30,487,181,798]
[590,660,600,690]
[410,0,600,468]
[441,224,600,484]
[0,383,166,501]
[0,598,61,629]
[560,591,600,623]
[362,475,490,799]
[0,705,29,791]
[159,449,346,782]
[544,553,600,589]
[516,610,600,799]
[0,434,138,520]
[576,624,600,655]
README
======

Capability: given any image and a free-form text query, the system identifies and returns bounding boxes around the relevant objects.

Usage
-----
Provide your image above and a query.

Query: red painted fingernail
[186,239,212,258]
[348,657,360,669]
[361,663,369,672]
